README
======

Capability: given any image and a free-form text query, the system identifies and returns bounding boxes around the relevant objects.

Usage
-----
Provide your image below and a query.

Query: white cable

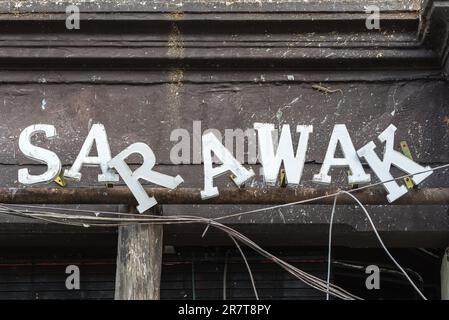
[2,162,449,225]
[228,235,259,300]
[2,162,447,300]
[210,220,361,300]
[0,204,359,300]
[214,162,449,222]
[326,195,338,300]
[338,190,427,300]
[223,250,230,300]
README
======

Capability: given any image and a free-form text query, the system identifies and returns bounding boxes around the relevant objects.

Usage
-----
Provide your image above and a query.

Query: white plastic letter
[313,124,370,184]
[64,123,119,182]
[201,132,255,199]
[254,123,313,185]
[357,124,433,202]
[108,142,183,213]
[18,124,61,185]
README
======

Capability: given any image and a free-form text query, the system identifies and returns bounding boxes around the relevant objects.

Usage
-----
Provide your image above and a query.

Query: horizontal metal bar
[0,187,448,205]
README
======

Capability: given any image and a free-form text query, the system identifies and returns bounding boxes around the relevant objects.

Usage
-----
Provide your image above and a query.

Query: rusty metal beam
[0,187,448,205]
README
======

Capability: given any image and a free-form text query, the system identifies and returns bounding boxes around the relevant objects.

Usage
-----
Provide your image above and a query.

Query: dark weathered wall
[0,0,448,247]
[1,80,448,165]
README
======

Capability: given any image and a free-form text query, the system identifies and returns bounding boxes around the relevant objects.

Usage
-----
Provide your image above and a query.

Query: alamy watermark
[65,5,80,30]
[170,120,262,165]
[65,264,80,290]
[365,5,380,30]
[365,264,380,290]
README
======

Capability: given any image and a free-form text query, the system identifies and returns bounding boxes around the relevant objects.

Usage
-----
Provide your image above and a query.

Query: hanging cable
[1,162,447,299]
[228,235,259,300]
[338,190,427,300]
[326,195,338,300]
[223,250,231,300]
[214,163,449,222]
[0,204,360,300]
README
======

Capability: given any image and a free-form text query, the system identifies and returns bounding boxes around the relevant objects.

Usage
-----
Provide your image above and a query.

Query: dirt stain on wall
[166,12,185,130]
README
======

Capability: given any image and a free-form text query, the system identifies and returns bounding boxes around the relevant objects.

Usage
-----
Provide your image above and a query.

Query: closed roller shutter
[0,247,328,300]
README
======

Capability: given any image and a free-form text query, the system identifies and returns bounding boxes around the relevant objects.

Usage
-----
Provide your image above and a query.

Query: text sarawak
[17,122,432,213]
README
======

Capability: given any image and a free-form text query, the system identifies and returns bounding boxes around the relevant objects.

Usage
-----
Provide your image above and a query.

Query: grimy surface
[0,0,448,247]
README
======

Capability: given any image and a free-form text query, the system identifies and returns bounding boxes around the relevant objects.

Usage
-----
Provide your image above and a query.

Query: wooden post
[114,205,163,300]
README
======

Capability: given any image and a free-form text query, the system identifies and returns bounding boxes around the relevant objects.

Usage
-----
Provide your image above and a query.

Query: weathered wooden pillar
[114,205,163,300]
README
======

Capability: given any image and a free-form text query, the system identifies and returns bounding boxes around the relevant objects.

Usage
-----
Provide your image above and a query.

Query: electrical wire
[0,204,360,300]
[0,162,447,299]
[333,261,424,287]
[229,235,259,300]
[338,190,427,300]
[214,163,449,222]
[222,250,230,300]
[326,195,338,300]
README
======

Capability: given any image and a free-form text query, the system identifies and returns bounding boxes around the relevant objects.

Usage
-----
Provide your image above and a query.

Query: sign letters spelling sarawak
[18,123,433,213]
